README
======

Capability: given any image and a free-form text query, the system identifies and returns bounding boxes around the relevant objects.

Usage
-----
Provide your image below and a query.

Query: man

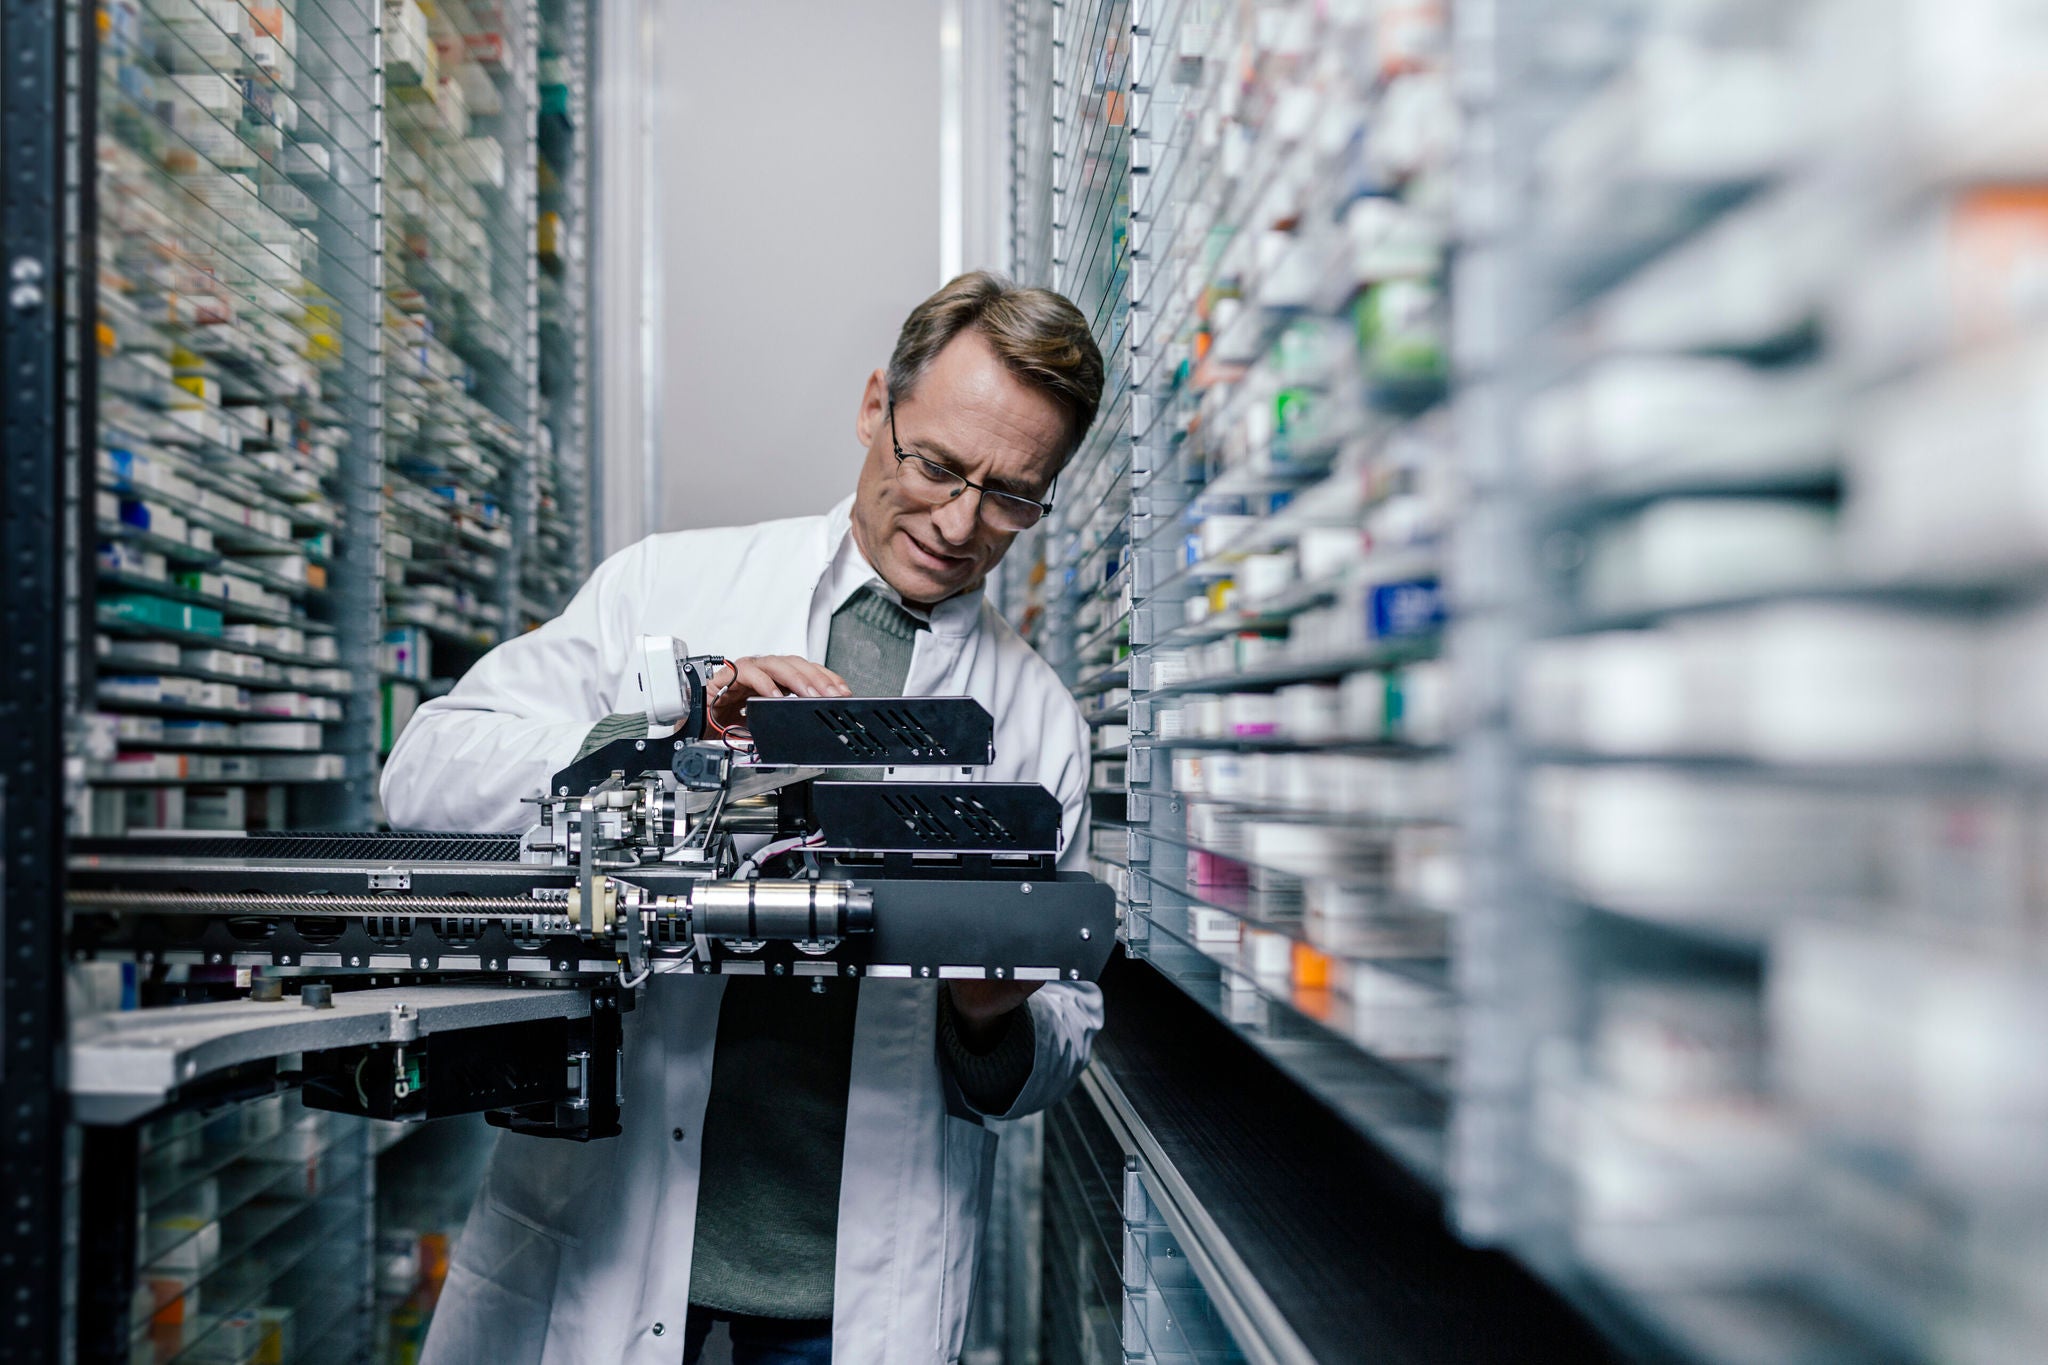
[385,271,1106,1365]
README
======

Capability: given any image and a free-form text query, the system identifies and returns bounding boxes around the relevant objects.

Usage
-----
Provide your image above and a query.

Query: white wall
[651,0,944,534]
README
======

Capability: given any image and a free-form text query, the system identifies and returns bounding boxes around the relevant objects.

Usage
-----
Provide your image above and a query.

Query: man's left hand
[946,980,1041,1047]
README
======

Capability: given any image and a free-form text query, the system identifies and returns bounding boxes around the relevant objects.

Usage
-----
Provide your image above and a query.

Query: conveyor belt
[70,831,526,863]
[1091,955,1621,1365]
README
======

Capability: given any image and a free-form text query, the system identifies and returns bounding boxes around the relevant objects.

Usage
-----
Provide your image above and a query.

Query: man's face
[850,331,1070,607]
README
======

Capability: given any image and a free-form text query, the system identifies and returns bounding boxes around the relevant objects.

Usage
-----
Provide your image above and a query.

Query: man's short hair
[886,271,1105,461]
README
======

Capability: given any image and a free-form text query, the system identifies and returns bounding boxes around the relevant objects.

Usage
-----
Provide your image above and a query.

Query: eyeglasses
[888,400,1056,533]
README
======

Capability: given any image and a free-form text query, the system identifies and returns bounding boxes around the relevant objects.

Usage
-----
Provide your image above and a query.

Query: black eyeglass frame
[887,398,1058,530]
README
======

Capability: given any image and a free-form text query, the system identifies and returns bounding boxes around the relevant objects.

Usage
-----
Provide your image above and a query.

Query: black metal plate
[696,873,1117,982]
[810,781,1061,854]
[745,696,995,767]
[547,732,693,798]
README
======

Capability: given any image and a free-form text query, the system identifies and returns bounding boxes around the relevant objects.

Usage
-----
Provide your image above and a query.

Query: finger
[759,657,845,700]
[736,661,785,699]
[794,660,852,698]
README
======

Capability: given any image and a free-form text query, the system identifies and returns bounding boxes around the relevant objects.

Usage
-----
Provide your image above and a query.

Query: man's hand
[946,980,1042,1048]
[708,655,851,732]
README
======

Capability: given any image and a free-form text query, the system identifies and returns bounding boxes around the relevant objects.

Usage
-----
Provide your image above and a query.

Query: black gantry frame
[2,0,79,1358]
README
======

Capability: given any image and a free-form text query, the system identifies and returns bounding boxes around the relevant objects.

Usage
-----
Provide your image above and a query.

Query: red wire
[703,657,755,752]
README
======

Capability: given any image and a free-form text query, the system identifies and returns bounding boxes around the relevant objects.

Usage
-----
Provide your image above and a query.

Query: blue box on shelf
[1367,578,1444,640]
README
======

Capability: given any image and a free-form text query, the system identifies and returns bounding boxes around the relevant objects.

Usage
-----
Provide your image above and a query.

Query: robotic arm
[67,638,1117,1138]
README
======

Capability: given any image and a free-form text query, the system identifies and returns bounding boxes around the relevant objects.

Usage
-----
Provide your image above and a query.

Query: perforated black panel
[746,696,996,766]
[810,782,1060,853]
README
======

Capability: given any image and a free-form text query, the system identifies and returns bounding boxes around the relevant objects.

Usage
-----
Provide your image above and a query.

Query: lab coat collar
[819,496,985,639]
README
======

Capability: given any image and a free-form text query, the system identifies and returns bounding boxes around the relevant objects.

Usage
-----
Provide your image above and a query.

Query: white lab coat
[386,498,1102,1365]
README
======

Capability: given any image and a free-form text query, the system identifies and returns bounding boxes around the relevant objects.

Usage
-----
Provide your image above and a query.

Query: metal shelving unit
[1475,2,2048,1361]
[87,0,385,831]
[527,0,592,626]
[46,4,599,1361]
[77,0,596,834]
[1008,0,2048,1362]
[1007,0,1461,1189]
[379,0,537,729]
[121,1093,375,1365]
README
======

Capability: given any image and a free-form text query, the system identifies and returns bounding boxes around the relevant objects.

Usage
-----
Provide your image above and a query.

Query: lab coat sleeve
[981,676,1103,1120]
[380,539,652,832]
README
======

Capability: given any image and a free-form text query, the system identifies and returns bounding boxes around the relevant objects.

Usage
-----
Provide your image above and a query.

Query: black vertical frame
[1,0,75,1360]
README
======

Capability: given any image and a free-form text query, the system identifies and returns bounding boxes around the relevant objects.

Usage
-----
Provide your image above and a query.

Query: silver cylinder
[715,794,783,833]
[692,880,874,941]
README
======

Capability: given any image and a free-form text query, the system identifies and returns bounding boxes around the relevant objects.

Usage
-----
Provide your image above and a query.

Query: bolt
[1069,970,1080,980]
[1081,928,1092,940]
[651,1323,666,1337]
[10,257,43,283]
[301,982,334,1008]
[9,283,42,310]
[635,740,645,750]
[1021,883,1033,895]
[250,977,283,1002]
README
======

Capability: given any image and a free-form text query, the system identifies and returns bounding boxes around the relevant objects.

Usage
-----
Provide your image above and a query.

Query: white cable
[733,831,825,881]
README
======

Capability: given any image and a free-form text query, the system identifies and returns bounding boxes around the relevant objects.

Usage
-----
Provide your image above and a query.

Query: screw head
[635,740,646,750]
[1021,883,1033,894]
[1081,928,1091,940]
[10,256,43,283]
[10,282,43,310]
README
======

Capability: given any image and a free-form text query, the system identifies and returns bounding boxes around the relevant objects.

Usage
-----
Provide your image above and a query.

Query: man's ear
[855,369,888,450]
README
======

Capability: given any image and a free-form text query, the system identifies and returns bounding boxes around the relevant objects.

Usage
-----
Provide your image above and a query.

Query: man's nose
[930,491,980,546]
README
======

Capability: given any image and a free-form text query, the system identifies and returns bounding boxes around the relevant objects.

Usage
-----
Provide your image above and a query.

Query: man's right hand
[708,655,851,733]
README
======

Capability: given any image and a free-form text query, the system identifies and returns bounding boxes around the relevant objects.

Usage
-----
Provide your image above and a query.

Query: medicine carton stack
[131,1092,370,1364]
[1004,0,1462,1190]
[1009,0,2048,1360]
[525,0,593,627]
[89,0,361,833]
[1477,0,2048,1360]
[379,0,535,741]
